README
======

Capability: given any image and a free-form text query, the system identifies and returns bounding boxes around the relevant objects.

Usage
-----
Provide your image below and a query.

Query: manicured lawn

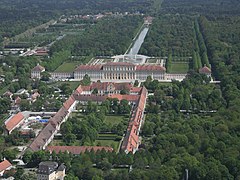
[98,133,118,140]
[104,115,125,126]
[147,58,158,63]
[102,59,113,63]
[170,62,189,73]
[94,139,120,150]
[55,62,80,72]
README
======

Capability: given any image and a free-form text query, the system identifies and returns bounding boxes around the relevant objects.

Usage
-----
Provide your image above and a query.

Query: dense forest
[42,15,142,71]
[140,15,194,58]
[50,16,143,57]
[0,0,153,44]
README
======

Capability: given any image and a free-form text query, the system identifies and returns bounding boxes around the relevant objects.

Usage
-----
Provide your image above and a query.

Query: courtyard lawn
[98,133,118,140]
[54,62,80,72]
[94,139,120,150]
[104,115,125,126]
[170,62,189,73]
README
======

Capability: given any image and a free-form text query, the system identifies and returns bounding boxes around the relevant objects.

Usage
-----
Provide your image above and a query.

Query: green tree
[41,71,51,81]
[166,53,172,73]
[20,99,30,111]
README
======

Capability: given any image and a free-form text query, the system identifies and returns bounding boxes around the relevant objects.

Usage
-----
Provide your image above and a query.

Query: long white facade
[74,62,166,81]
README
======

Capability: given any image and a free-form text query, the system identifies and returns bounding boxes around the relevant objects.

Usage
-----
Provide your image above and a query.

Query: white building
[74,62,166,81]
[31,64,45,79]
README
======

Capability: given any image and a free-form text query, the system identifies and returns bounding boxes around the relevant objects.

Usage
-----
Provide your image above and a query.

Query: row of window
[103,66,135,71]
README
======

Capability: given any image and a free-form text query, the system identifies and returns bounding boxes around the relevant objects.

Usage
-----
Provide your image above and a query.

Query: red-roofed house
[199,66,212,78]
[31,92,40,102]
[5,112,25,134]
[14,96,21,105]
[34,48,49,56]
[0,160,13,176]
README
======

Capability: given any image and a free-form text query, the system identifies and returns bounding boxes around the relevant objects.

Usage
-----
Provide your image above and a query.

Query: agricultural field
[3,19,90,49]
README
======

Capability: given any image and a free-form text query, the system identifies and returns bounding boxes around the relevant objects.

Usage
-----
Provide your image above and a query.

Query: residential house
[0,160,13,176]
[5,112,25,134]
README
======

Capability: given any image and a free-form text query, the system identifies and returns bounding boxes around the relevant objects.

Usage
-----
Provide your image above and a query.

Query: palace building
[31,62,167,81]
[74,62,166,81]
[31,61,212,82]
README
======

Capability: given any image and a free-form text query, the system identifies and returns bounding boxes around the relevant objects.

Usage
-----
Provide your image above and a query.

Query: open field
[170,62,189,73]
[54,62,80,72]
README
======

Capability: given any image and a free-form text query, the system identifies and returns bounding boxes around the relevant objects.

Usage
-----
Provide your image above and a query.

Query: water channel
[127,26,149,55]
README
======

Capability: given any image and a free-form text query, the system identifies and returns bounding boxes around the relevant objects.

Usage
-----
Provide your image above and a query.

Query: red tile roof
[0,160,12,172]
[90,82,132,91]
[75,65,102,71]
[5,112,25,133]
[51,107,69,124]
[29,122,57,151]
[15,96,21,105]
[47,146,113,154]
[31,92,40,99]
[74,94,108,102]
[75,85,83,94]
[63,95,75,110]
[199,66,211,74]
[108,94,139,102]
[81,86,91,91]
[104,62,135,66]
[130,87,142,93]
[136,65,166,71]
[29,107,69,151]
[32,64,45,72]
[121,86,147,153]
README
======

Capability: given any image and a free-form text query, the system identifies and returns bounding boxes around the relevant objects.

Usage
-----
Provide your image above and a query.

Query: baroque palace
[31,61,167,81]
[31,61,211,82]
[31,53,212,82]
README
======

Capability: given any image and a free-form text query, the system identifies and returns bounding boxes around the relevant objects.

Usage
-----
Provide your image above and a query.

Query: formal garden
[51,99,131,151]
